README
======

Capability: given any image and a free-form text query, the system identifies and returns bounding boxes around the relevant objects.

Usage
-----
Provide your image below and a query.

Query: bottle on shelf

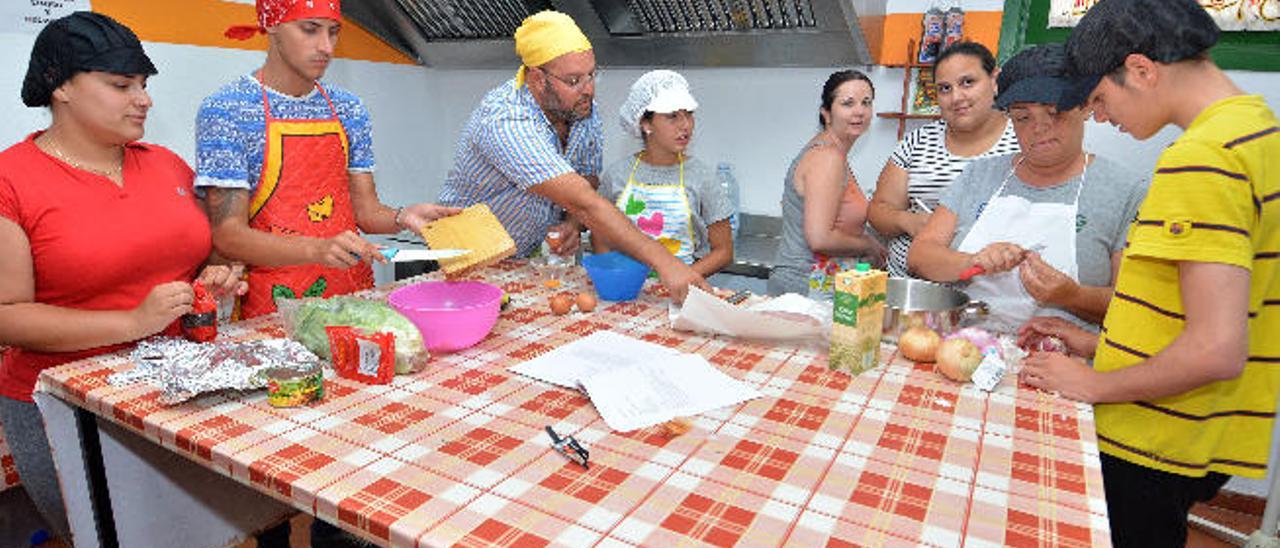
[944,1,965,50]
[918,2,945,64]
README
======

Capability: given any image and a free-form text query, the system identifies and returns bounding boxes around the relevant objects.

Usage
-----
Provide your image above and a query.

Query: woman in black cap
[0,12,244,541]
[906,43,1149,334]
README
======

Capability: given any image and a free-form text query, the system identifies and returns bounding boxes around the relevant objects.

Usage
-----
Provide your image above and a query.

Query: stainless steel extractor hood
[343,0,871,68]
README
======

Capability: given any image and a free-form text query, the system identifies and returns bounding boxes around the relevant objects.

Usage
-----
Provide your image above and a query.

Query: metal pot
[882,278,988,342]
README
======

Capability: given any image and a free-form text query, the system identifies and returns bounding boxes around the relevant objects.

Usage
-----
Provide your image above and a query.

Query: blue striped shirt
[438,79,603,257]
[194,74,375,193]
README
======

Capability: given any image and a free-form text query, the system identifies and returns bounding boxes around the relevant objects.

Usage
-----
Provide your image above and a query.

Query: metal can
[265,363,324,407]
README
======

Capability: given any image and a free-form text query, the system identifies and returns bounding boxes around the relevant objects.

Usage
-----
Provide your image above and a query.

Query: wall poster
[0,0,92,34]
[1050,0,1280,31]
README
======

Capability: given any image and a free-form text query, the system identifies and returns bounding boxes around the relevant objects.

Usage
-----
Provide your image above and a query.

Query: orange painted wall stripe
[858,14,888,65]
[92,0,414,65]
[863,11,1003,66]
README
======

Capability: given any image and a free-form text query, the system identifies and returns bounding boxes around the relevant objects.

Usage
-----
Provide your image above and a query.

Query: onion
[947,327,1001,358]
[899,326,942,362]
[903,312,931,330]
[1036,335,1067,353]
[936,338,983,382]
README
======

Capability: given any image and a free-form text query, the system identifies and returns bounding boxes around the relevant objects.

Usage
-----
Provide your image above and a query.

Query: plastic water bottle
[716,162,741,239]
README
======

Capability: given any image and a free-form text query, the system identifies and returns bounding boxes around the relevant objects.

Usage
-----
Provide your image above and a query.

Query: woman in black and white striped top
[869,42,1020,278]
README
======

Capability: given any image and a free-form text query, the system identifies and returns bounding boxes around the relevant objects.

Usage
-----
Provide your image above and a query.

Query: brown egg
[549,294,573,315]
[575,292,597,313]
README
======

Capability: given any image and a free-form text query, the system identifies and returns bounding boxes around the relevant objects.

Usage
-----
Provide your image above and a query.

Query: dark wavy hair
[934,41,997,78]
[819,69,874,128]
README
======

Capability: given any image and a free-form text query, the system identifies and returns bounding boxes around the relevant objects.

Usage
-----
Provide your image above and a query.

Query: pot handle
[962,301,989,323]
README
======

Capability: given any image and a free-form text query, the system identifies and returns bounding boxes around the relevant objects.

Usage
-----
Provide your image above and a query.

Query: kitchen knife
[377,248,471,262]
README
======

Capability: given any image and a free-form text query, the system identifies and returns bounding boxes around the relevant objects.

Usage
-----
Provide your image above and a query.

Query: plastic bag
[277,296,429,374]
[327,326,396,385]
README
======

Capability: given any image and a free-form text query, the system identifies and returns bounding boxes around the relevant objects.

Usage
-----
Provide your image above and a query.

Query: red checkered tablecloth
[37,260,1109,547]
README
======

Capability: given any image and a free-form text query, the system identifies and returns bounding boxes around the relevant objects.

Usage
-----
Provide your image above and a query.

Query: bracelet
[393,206,405,229]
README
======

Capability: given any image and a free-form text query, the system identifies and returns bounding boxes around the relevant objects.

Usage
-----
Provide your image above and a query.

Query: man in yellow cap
[438,11,707,302]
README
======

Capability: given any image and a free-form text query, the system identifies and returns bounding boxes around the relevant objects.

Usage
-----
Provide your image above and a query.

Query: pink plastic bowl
[387,281,502,353]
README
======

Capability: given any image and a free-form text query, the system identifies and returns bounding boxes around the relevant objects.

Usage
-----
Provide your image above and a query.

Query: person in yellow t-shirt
[1014,1,1280,546]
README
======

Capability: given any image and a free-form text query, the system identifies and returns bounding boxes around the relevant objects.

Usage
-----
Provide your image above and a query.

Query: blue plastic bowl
[582,251,651,301]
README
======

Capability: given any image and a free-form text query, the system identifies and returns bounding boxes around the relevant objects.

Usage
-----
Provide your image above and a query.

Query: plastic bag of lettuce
[279,296,429,375]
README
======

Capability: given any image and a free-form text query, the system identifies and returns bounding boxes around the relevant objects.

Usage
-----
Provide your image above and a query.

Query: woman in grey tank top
[769,70,886,297]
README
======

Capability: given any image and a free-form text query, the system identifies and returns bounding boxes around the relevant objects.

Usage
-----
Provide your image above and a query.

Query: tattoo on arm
[206,189,249,225]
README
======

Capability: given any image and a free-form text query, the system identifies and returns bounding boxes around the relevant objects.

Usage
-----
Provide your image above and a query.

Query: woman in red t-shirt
[0,13,245,540]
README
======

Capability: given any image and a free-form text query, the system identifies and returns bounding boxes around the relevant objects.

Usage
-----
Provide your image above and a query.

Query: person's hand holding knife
[314,230,384,268]
[959,243,1044,281]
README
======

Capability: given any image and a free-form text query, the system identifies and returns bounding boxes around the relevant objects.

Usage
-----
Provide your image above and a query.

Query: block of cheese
[418,204,516,278]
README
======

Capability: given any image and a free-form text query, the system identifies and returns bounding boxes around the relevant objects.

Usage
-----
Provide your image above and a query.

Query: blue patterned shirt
[194,74,375,193]
[438,79,603,257]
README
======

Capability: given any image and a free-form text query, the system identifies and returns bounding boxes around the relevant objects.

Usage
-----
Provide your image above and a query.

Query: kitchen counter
[36,260,1109,547]
[723,213,782,280]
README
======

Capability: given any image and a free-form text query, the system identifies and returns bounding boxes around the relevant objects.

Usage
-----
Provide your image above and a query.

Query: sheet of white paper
[508,331,680,388]
[670,287,830,341]
[577,354,762,432]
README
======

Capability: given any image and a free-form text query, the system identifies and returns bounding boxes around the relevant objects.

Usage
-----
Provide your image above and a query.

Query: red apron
[239,76,373,319]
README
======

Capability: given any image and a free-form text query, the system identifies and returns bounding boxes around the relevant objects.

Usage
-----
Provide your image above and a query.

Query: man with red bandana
[197,2,427,545]
[197,0,458,320]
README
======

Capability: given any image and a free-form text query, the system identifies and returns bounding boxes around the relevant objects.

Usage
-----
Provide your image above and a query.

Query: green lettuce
[286,296,428,374]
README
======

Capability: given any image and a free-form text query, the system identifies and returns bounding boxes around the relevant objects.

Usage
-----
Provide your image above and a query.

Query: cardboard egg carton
[419,204,516,278]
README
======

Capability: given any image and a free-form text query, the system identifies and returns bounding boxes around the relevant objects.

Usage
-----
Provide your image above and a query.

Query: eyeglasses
[538,67,598,91]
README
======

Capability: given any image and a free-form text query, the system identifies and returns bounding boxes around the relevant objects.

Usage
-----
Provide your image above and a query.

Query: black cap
[1066,0,1218,82]
[22,12,158,107]
[995,44,1092,111]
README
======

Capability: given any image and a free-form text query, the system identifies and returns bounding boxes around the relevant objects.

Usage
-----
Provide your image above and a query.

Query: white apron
[615,153,697,264]
[956,155,1087,333]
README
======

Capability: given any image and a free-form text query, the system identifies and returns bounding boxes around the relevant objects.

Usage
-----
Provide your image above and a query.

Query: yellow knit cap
[513,11,592,89]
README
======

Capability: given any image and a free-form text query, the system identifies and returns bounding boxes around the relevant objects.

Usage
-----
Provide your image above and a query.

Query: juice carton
[830,263,888,375]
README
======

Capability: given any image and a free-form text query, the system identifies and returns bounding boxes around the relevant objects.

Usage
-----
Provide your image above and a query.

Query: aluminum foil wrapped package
[109,337,322,405]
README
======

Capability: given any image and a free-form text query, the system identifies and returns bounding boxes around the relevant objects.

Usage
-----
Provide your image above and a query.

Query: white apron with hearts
[956,155,1087,333]
[615,153,697,264]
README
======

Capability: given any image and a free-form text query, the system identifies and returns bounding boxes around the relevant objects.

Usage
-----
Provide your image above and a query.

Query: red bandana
[225,0,342,41]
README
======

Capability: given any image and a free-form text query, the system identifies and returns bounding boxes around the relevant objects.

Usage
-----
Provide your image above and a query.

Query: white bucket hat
[618,70,699,138]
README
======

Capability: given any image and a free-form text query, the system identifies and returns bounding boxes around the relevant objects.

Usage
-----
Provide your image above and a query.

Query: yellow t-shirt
[1094,95,1280,479]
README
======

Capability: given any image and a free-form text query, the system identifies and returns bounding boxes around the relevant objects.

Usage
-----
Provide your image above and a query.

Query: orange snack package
[326,326,396,385]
